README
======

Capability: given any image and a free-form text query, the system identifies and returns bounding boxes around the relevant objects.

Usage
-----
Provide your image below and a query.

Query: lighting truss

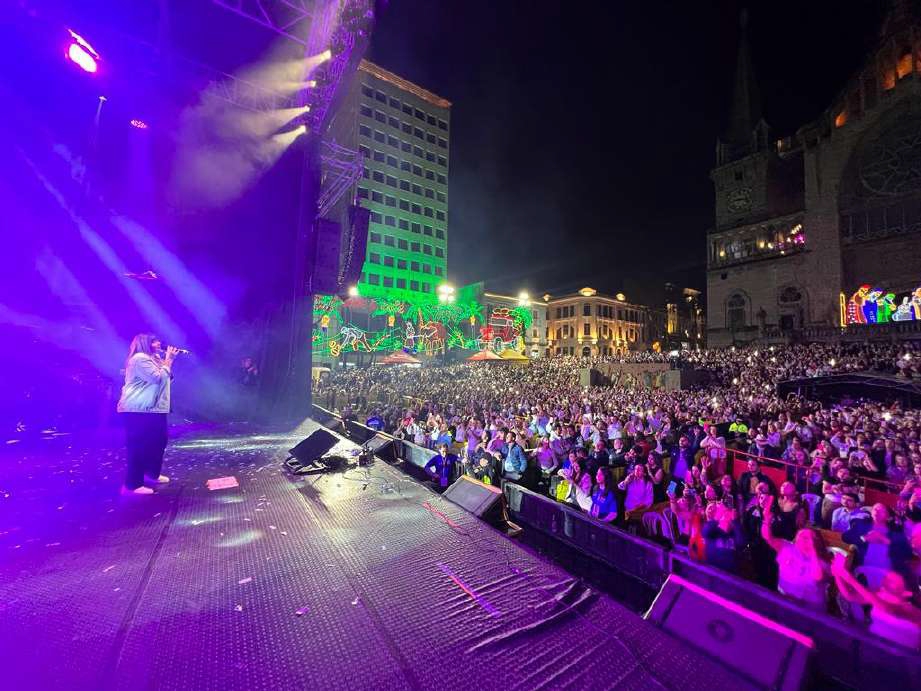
[211,1,318,46]
[205,73,302,113]
[212,0,375,134]
[318,140,364,217]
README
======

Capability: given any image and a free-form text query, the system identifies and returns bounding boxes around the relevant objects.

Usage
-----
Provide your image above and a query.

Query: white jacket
[117,353,171,413]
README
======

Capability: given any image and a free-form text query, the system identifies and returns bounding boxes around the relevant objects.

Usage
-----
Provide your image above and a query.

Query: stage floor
[0,420,754,691]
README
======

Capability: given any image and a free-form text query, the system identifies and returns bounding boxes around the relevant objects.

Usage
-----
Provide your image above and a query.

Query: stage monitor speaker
[644,574,813,690]
[443,475,505,525]
[287,428,338,465]
[364,434,396,462]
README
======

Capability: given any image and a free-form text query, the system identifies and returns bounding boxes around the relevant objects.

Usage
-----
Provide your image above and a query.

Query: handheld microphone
[171,347,191,355]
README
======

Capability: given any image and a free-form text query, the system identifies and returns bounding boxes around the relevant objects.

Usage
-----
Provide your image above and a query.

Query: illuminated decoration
[129,119,148,129]
[845,283,921,324]
[66,30,99,73]
[312,290,486,358]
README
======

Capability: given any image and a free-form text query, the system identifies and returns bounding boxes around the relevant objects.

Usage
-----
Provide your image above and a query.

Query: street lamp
[347,285,359,297]
[437,283,455,304]
[517,291,530,306]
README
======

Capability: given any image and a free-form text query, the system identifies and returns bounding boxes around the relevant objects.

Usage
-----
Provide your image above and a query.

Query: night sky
[367,0,886,305]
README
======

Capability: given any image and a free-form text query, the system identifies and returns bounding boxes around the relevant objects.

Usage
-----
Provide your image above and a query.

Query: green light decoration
[311,290,522,358]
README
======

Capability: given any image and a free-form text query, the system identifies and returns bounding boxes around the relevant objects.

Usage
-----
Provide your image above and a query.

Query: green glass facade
[349,62,450,303]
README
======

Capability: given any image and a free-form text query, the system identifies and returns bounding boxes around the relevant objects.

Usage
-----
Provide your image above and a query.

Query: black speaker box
[287,428,338,465]
[442,475,505,525]
[644,574,813,690]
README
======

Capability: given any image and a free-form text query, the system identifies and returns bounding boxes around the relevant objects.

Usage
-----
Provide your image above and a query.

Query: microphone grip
[171,347,191,355]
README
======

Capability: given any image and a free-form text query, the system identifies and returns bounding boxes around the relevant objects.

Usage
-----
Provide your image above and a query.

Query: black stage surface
[0,420,755,690]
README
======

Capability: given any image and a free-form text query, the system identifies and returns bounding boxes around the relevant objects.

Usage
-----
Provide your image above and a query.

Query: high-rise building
[326,60,451,302]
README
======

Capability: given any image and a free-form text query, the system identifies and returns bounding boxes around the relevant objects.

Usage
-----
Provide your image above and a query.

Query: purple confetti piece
[295,606,309,616]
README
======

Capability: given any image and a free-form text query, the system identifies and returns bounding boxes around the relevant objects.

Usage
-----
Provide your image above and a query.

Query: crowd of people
[314,342,921,649]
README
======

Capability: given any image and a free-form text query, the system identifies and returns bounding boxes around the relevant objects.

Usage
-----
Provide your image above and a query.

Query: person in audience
[502,432,528,482]
[744,482,780,589]
[574,469,594,512]
[700,424,728,476]
[772,481,806,540]
[831,491,870,533]
[590,467,618,523]
[669,434,695,491]
[618,463,654,515]
[761,495,831,612]
[646,452,667,504]
[844,503,913,583]
[832,554,921,650]
[701,502,744,575]
[739,458,775,508]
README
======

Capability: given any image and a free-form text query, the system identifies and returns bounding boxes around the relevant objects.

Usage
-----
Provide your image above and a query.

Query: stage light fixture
[130,119,149,129]
[66,29,99,73]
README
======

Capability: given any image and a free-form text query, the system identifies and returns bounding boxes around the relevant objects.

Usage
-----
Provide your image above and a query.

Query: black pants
[123,413,168,489]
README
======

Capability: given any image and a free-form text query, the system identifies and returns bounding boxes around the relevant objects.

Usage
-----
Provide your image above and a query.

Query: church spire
[725,9,763,151]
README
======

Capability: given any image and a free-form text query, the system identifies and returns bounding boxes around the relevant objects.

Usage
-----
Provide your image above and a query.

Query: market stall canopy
[467,350,504,361]
[380,351,422,365]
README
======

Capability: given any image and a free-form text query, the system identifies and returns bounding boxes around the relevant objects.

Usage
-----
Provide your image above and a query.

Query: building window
[397,259,407,269]
[583,304,591,316]
[396,278,406,288]
[371,191,383,202]
[727,293,747,330]
[411,280,420,291]
[359,124,371,137]
[583,323,591,336]
[369,253,380,264]
[398,239,408,250]
[435,247,444,258]
[412,164,423,176]
[356,187,369,199]
[423,225,433,235]
[411,261,420,271]
[385,195,396,207]
[360,105,373,117]
[369,232,381,243]
[399,199,410,211]
[383,256,394,267]
[386,155,398,168]
[411,223,421,234]
[411,241,420,252]
[438,137,447,149]
[425,170,435,181]
[399,180,411,191]
[426,133,436,144]
[434,266,443,277]
[388,117,399,130]
[437,155,447,167]
[426,152,435,163]
[398,219,409,230]
[384,216,395,226]
[423,245,432,255]
[373,151,385,163]
[361,86,374,98]
[367,274,380,285]
[383,276,393,287]
[411,203,422,214]
[435,228,445,239]
[401,141,412,153]
[374,111,386,123]
[383,235,395,247]
[412,184,422,195]
[389,97,400,109]
[401,122,412,134]
[386,176,397,188]
[375,91,386,103]
[422,264,432,274]
[425,188,435,198]
[387,135,398,148]
[400,161,411,172]
[372,171,384,183]
[436,192,446,203]
[370,211,383,223]
[424,207,434,217]
[422,282,431,292]
[402,103,413,116]
[438,119,448,131]
[435,211,445,221]
[414,108,425,121]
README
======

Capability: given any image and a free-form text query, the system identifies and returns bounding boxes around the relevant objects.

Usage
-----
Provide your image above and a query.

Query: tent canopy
[380,351,421,365]
[498,348,529,361]
[467,350,503,361]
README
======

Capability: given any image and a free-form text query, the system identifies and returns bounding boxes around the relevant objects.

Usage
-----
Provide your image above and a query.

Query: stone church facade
[707,2,921,347]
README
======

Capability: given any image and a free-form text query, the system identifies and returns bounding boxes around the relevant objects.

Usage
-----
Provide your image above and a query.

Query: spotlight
[66,30,99,73]
[305,80,317,88]
[129,119,148,129]
[320,49,332,62]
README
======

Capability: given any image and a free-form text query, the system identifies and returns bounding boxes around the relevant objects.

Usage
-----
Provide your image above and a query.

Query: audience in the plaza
[315,341,921,648]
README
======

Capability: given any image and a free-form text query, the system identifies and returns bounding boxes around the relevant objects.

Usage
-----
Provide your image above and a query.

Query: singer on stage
[116,334,179,495]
